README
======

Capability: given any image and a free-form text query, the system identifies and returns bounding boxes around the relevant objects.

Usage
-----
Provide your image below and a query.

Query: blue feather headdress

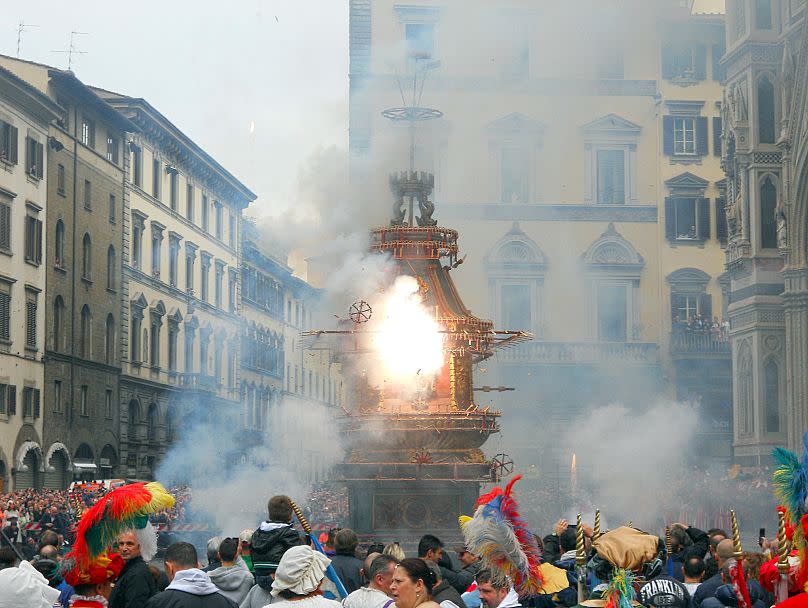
[772,431,808,592]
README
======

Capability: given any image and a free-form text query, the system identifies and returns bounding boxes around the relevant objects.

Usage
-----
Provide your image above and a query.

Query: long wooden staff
[576,513,587,603]
[776,508,791,604]
[729,510,753,608]
[290,499,349,598]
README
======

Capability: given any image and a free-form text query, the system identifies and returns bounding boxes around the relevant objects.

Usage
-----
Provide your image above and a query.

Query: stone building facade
[91,93,255,480]
[721,0,807,463]
[349,1,731,473]
[0,56,134,486]
[0,65,61,490]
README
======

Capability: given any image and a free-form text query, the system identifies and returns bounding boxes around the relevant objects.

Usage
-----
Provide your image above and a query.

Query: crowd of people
[672,315,730,339]
[0,486,796,608]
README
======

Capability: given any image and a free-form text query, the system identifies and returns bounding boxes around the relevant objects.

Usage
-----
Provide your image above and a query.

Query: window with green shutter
[0,284,10,342]
[596,149,625,204]
[0,121,18,164]
[0,201,10,252]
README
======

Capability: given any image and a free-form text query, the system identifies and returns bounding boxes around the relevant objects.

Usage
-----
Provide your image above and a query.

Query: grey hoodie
[167,568,222,595]
[209,558,255,605]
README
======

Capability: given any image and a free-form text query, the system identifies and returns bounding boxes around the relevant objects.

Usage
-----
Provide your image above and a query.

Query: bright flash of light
[375,275,443,379]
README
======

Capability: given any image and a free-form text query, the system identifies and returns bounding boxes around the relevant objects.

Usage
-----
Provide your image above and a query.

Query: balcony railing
[669,331,731,356]
[496,341,659,365]
[179,372,219,390]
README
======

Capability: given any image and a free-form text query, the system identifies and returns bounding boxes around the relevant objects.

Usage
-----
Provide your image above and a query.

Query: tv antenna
[382,57,443,170]
[51,31,89,71]
[16,21,39,57]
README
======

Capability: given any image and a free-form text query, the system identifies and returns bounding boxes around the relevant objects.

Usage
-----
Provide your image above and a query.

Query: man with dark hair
[683,556,705,596]
[692,539,735,608]
[146,542,237,608]
[38,530,59,552]
[332,528,364,593]
[668,523,708,581]
[419,534,474,595]
[344,554,398,608]
[477,569,519,608]
[251,494,304,585]
[208,538,254,605]
[553,528,578,574]
[703,531,727,580]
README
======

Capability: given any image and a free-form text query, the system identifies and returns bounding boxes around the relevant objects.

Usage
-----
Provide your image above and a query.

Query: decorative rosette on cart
[62,481,175,579]
[459,475,543,596]
[773,432,808,594]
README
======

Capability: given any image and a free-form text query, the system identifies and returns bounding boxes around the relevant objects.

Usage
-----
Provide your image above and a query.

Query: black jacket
[692,573,724,608]
[145,590,238,608]
[700,581,767,608]
[433,580,469,608]
[250,521,304,577]
[671,527,709,565]
[331,553,364,594]
[109,556,157,608]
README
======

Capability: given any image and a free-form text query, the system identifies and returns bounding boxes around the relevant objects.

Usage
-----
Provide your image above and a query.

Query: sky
[1,1,349,217]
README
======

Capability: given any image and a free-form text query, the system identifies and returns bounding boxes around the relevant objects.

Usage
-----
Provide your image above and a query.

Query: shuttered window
[716,198,728,244]
[0,202,10,252]
[24,215,43,264]
[25,137,43,179]
[0,121,18,164]
[665,197,710,241]
[23,387,33,417]
[33,388,40,418]
[0,285,10,341]
[0,383,5,414]
[25,290,37,349]
[596,149,625,204]
[713,117,722,156]
[7,385,16,415]
[661,44,707,80]
[663,116,709,157]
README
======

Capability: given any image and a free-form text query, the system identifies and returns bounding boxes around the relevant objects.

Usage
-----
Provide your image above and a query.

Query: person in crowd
[145,541,237,608]
[269,545,342,608]
[553,527,578,574]
[426,560,468,608]
[63,552,125,608]
[331,528,364,594]
[251,495,305,585]
[0,559,61,608]
[390,558,441,608]
[454,547,481,580]
[703,531,728,581]
[699,562,767,608]
[692,539,735,608]
[638,572,690,608]
[418,535,473,595]
[37,544,74,606]
[366,543,386,558]
[238,529,254,573]
[682,556,705,596]
[204,537,223,572]
[384,543,406,562]
[476,569,520,608]
[108,530,158,608]
[344,554,399,608]
[208,537,254,605]
[1,513,23,543]
[669,523,708,581]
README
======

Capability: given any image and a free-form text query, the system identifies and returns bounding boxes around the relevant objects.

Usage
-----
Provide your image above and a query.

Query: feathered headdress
[459,475,542,596]
[772,432,808,593]
[63,481,175,573]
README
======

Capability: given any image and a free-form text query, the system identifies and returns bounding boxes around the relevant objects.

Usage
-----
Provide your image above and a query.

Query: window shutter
[35,218,42,264]
[0,204,10,250]
[661,44,676,79]
[9,125,18,164]
[699,293,713,320]
[696,117,709,156]
[671,293,687,322]
[26,300,36,347]
[8,385,16,415]
[694,45,707,80]
[0,292,9,340]
[713,117,723,156]
[665,197,676,241]
[663,116,675,156]
[712,41,726,81]
[36,142,43,178]
[716,198,728,244]
[33,388,40,418]
[697,197,711,240]
[615,150,625,204]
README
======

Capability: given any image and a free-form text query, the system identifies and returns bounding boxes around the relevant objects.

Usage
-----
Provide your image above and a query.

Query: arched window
[53,296,65,352]
[82,233,92,279]
[758,75,776,144]
[147,403,158,441]
[80,305,92,358]
[738,341,754,435]
[105,314,115,364]
[765,359,780,433]
[107,246,116,290]
[760,176,778,249]
[55,220,65,268]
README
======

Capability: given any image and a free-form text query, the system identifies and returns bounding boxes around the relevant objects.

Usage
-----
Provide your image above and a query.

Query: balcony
[179,372,219,391]
[669,331,730,358]
[495,341,659,365]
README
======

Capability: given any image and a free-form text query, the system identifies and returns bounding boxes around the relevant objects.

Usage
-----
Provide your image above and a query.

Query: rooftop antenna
[51,31,89,71]
[16,21,39,57]
[382,56,443,171]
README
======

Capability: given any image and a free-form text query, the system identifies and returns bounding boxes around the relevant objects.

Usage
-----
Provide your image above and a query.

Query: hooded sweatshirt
[251,521,304,578]
[145,568,238,608]
[208,559,255,605]
[498,589,521,608]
